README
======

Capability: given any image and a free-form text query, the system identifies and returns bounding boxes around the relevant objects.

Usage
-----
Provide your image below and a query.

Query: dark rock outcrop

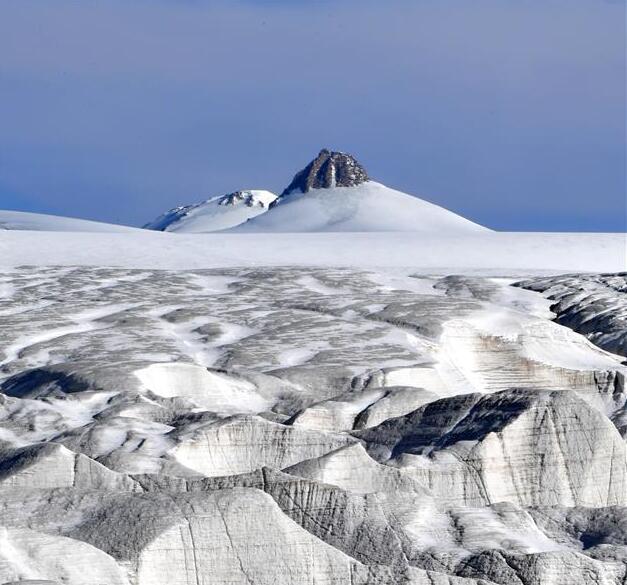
[280,149,369,197]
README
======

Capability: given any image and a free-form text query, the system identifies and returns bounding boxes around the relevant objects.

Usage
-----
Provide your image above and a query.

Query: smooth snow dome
[0,210,139,233]
[134,363,271,415]
[145,190,277,233]
[236,182,489,233]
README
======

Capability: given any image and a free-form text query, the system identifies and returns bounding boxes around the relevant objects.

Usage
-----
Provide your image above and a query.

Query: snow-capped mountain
[236,149,488,233]
[0,209,139,232]
[144,190,277,233]
[145,149,487,234]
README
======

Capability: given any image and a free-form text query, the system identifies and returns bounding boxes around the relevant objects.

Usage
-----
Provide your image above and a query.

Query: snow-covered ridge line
[144,189,277,233]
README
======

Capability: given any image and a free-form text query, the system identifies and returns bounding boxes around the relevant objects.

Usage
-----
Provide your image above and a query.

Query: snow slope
[145,190,277,233]
[236,181,488,233]
[0,210,139,233]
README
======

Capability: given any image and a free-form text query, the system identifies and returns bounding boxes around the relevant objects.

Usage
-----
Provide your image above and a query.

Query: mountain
[144,190,277,233]
[144,149,487,234]
[281,148,369,194]
[0,209,139,232]
[236,149,488,233]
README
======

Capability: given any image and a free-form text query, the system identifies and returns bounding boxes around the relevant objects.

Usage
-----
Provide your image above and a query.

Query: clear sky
[0,0,625,231]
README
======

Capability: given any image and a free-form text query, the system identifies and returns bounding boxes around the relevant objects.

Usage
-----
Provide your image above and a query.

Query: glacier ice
[0,266,626,584]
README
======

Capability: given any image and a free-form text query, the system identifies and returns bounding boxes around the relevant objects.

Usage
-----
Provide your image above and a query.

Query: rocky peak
[281,149,369,196]
[218,190,273,208]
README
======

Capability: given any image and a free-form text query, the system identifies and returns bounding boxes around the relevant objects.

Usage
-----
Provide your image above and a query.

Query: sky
[0,0,625,231]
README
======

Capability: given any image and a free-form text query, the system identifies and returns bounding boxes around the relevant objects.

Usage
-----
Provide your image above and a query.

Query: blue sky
[0,0,625,231]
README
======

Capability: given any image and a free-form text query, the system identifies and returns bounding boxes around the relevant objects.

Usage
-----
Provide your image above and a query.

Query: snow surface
[135,363,271,415]
[0,229,624,273]
[1,263,627,582]
[236,181,488,233]
[145,190,277,233]
[0,210,140,233]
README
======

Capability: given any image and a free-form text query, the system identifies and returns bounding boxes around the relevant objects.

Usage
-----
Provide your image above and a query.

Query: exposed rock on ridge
[143,189,277,232]
[280,149,369,197]
[218,190,273,208]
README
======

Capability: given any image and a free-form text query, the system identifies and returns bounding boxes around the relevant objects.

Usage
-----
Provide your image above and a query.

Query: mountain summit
[145,149,488,233]
[281,149,369,196]
[237,149,488,233]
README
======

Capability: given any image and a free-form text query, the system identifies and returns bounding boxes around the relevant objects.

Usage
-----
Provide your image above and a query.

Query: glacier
[0,262,626,584]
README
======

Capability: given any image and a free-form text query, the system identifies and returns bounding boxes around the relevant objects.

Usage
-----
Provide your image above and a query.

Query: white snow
[463,306,625,371]
[0,209,140,233]
[276,347,319,367]
[0,527,130,585]
[134,363,271,415]
[486,278,555,319]
[236,181,488,233]
[0,229,624,273]
[145,190,278,233]
[295,275,347,295]
[0,391,118,447]
[403,503,563,556]
[148,306,256,368]
[0,303,140,373]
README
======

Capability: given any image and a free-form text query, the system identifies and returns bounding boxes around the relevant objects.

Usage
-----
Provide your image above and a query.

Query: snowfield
[0,228,624,272]
[0,209,141,233]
